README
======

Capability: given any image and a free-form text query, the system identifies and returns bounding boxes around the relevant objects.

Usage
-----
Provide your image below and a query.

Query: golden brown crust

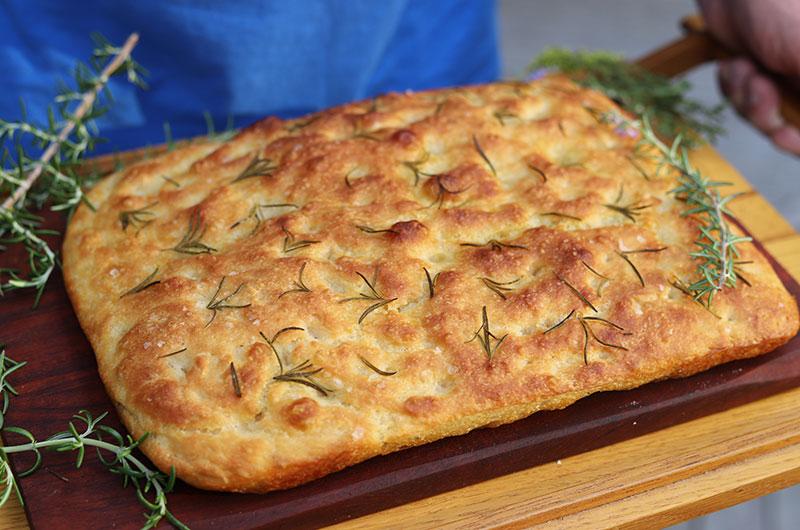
[62,76,799,493]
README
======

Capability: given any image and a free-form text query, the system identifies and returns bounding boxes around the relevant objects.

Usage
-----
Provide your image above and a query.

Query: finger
[771,126,800,155]
[718,58,757,110]
[742,74,784,133]
[698,0,744,52]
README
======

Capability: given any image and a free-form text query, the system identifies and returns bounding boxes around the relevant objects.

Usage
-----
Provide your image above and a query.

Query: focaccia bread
[63,75,799,492]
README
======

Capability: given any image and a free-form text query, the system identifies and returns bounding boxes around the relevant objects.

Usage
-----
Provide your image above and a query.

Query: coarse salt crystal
[109,268,120,277]
[143,341,151,350]
[352,427,365,440]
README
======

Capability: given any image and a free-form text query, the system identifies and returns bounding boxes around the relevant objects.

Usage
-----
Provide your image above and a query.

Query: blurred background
[499,2,800,527]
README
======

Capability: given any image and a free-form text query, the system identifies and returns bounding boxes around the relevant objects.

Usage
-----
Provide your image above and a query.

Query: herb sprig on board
[529,48,724,143]
[0,346,186,528]
[0,35,188,528]
[0,33,145,305]
[624,114,749,305]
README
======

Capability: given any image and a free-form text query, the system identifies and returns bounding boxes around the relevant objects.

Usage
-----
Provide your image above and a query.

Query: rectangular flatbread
[63,76,799,492]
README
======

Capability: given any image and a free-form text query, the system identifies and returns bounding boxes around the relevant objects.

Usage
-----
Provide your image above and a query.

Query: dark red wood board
[1,214,799,530]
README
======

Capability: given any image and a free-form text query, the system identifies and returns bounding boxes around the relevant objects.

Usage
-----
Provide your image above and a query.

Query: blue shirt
[0,0,499,153]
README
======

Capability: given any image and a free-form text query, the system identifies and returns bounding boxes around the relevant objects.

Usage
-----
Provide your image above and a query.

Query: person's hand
[699,0,800,154]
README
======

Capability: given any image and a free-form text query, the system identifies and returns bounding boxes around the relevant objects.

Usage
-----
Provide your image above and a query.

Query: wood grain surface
[0,140,799,529]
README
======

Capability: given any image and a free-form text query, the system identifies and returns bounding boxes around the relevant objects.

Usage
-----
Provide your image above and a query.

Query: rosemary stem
[0,33,140,212]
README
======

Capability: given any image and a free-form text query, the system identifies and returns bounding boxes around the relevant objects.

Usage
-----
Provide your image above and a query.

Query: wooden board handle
[636,14,800,129]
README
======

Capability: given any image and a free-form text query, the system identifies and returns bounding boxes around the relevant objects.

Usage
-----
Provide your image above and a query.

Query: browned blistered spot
[379,317,419,345]
[390,220,427,243]
[281,397,319,430]
[403,396,440,418]
[391,129,417,146]
[239,116,285,137]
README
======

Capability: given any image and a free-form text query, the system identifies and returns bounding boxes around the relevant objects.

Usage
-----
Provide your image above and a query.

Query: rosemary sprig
[205,276,251,327]
[627,115,747,305]
[0,347,185,528]
[261,328,331,396]
[603,201,652,223]
[402,151,432,186]
[578,316,629,364]
[670,276,721,318]
[359,356,397,376]
[232,155,278,182]
[278,262,312,298]
[282,227,320,253]
[529,48,724,143]
[480,276,520,300]
[119,267,160,298]
[461,239,527,251]
[2,411,186,529]
[555,274,598,313]
[230,203,298,234]
[466,306,508,361]
[339,271,397,324]
[0,348,26,430]
[423,267,440,299]
[273,359,331,396]
[472,134,496,176]
[427,174,470,209]
[0,33,144,305]
[119,202,158,232]
[170,209,216,255]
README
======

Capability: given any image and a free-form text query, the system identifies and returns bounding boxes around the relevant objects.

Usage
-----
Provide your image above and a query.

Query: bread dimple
[62,75,799,492]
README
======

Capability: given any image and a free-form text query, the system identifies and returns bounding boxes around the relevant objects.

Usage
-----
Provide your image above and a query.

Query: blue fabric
[0,0,499,153]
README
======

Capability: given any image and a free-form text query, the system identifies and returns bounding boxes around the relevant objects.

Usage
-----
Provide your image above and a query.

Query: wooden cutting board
[1,145,799,529]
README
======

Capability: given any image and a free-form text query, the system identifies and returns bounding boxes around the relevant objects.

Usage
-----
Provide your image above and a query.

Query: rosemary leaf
[542,212,582,222]
[555,274,598,313]
[170,209,216,255]
[232,155,278,183]
[339,271,397,324]
[543,309,575,334]
[617,251,645,287]
[359,356,397,376]
[472,134,497,176]
[461,239,527,251]
[119,202,158,232]
[480,276,520,300]
[282,227,320,253]
[278,262,312,298]
[466,306,508,361]
[205,276,251,327]
[119,267,160,298]
[158,347,187,359]
[424,267,440,299]
[229,362,242,397]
